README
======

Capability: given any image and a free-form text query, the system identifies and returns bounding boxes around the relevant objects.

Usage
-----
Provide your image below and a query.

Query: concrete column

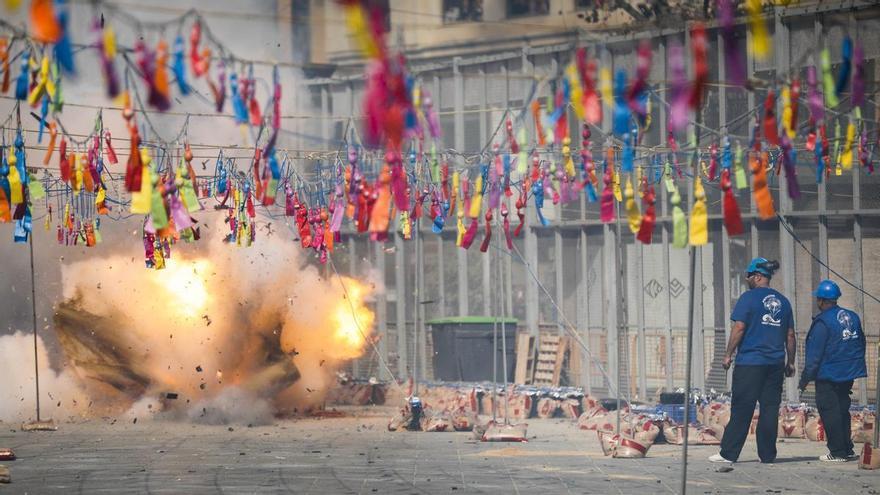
[636,243,648,400]
[600,45,618,394]
[683,27,705,392]
[717,30,734,391]
[555,229,564,337]
[850,13,868,406]
[773,8,798,403]
[349,236,360,378]
[604,223,619,395]
[746,26,759,258]
[579,228,592,393]
[522,46,539,336]
[395,233,408,378]
[657,38,675,391]
[374,241,390,380]
[454,57,469,316]
[320,86,330,151]
[437,235,446,317]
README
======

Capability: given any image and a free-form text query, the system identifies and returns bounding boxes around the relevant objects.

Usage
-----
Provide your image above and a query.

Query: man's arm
[785,327,796,377]
[799,322,827,390]
[722,321,747,370]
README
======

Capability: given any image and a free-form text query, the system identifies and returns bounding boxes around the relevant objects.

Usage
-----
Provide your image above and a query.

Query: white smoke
[0,332,90,423]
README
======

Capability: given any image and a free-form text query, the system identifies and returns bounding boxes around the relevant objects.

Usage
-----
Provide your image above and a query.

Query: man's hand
[785,363,795,377]
[722,355,733,370]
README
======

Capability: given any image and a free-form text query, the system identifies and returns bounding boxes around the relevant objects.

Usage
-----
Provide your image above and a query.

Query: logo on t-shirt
[761,295,783,326]
[837,310,859,341]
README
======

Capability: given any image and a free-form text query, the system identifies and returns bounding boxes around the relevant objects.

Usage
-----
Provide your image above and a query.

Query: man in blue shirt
[798,280,867,462]
[709,258,796,464]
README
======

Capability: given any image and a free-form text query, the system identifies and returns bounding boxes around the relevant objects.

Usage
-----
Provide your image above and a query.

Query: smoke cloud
[0,213,375,423]
[0,332,90,423]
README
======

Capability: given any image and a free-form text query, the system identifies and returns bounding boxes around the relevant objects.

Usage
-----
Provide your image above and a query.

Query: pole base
[21,419,57,432]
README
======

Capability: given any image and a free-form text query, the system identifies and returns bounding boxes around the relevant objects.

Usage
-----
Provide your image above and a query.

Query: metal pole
[874,341,879,446]
[680,99,703,495]
[492,307,498,423]
[614,189,624,435]
[29,234,41,422]
[413,225,419,396]
[679,243,697,494]
[499,243,510,424]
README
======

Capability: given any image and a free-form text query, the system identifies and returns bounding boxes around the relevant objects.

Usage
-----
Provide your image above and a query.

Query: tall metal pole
[680,94,703,495]
[29,234,41,422]
[874,342,879,446]
[679,243,697,494]
[498,242,510,424]
[413,224,419,396]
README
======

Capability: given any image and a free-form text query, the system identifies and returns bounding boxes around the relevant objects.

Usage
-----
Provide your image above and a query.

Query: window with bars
[442,0,483,23]
[506,0,550,18]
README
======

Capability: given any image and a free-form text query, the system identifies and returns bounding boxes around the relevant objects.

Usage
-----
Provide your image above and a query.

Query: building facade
[295,0,880,407]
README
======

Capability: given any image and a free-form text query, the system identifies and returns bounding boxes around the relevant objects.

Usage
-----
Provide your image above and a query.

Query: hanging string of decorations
[0,0,879,272]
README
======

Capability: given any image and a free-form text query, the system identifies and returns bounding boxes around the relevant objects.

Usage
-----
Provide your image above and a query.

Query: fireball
[330,278,375,360]
[152,258,211,318]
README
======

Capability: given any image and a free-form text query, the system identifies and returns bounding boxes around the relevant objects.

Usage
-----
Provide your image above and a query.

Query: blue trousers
[720,364,784,462]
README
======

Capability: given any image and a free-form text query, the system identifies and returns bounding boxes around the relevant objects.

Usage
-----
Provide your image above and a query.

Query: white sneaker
[709,453,733,463]
[818,453,847,462]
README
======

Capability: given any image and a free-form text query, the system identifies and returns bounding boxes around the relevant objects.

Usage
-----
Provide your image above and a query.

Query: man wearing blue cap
[710,257,796,464]
[798,280,867,462]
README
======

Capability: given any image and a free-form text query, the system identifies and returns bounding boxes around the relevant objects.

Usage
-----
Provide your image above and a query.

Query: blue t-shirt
[730,287,793,365]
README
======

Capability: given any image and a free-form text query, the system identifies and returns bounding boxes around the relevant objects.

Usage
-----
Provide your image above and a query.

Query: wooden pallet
[514,332,568,386]
[514,332,535,384]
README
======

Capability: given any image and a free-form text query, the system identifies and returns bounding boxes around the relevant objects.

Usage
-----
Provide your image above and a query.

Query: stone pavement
[0,410,877,494]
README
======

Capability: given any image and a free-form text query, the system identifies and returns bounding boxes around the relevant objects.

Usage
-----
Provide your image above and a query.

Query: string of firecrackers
[0,0,282,134]
[1,0,878,269]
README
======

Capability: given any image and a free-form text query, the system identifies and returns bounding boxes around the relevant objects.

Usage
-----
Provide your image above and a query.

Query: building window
[443,0,483,23]
[506,0,550,18]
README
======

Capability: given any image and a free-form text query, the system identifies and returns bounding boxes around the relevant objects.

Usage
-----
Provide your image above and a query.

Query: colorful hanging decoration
[746,0,771,59]
[689,174,707,246]
[624,176,640,233]
[668,40,688,132]
[690,23,708,110]
[718,0,746,87]
[752,152,775,219]
[635,179,655,244]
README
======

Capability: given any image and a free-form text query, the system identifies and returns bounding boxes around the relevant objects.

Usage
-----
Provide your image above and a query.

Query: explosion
[159,259,211,318]
[330,280,375,360]
[25,215,378,423]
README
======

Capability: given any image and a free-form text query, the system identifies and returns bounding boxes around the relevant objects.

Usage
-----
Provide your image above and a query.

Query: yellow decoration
[343,3,379,59]
[781,85,795,139]
[469,175,483,219]
[599,67,613,110]
[7,155,22,204]
[746,0,771,60]
[689,176,708,246]
[612,165,622,202]
[456,210,465,247]
[841,121,855,171]
[562,137,575,177]
[624,177,641,234]
[130,149,153,214]
[104,25,116,58]
[566,63,584,120]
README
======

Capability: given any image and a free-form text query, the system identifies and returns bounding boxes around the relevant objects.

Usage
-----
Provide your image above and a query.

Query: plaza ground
[0,408,877,494]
